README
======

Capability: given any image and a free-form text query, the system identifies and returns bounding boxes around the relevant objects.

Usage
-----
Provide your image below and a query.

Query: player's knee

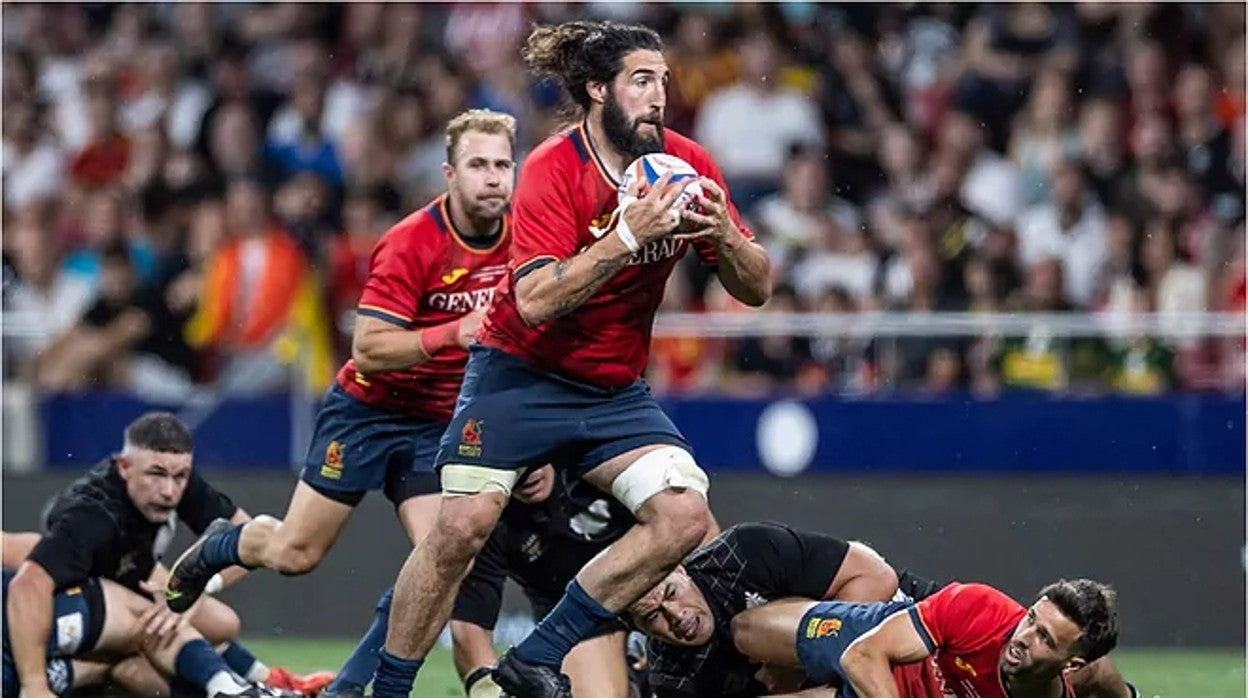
[645,489,712,556]
[194,599,241,644]
[729,607,762,655]
[430,498,499,568]
[269,541,324,576]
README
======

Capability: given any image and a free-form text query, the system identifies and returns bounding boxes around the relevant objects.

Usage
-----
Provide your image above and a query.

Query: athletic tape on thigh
[440,464,520,497]
[610,446,708,514]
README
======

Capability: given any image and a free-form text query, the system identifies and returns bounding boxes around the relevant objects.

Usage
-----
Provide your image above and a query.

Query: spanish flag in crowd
[186,229,334,392]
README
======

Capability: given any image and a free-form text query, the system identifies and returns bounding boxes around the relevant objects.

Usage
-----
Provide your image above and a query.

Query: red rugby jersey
[480,123,753,389]
[337,195,510,421]
[908,583,1073,698]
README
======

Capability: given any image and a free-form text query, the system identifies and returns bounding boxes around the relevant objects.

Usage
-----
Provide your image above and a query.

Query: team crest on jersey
[521,533,544,562]
[804,616,842,639]
[458,419,483,457]
[953,656,977,677]
[321,441,344,479]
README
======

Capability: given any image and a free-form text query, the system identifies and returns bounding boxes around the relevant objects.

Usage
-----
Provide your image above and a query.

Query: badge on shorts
[56,611,84,653]
[804,617,842,639]
[322,441,344,479]
[458,419,483,458]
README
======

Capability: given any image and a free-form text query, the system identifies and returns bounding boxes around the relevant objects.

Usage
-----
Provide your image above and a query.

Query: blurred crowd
[2,3,1244,401]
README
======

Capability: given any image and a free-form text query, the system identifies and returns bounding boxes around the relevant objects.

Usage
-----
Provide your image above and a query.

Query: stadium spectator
[1015,159,1109,307]
[0,2,1241,399]
[695,29,825,206]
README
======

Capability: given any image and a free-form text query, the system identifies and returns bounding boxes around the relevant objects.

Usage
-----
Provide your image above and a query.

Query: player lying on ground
[159,110,518,697]
[729,579,1133,698]
[625,522,939,698]
[3,532,329,697]
[3,413,318,698]
[354,20,770,698]
[630,524,1136,698]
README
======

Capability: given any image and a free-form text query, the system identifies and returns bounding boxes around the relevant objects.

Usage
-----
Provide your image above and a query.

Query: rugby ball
[618,153,704,218]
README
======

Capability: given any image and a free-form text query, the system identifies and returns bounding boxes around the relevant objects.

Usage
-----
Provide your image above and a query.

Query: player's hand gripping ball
[618,154,705,232]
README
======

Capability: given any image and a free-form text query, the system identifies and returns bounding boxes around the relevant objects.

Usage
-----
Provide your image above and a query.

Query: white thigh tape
[610,446,708,514]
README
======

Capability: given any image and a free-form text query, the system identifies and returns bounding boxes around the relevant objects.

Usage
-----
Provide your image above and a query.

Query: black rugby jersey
[30,457,236,592]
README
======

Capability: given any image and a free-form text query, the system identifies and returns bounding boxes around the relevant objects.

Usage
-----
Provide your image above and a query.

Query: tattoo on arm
[550,256,628,318]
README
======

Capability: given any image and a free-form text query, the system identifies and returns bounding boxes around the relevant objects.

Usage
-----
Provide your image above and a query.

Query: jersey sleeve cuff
[514,255,558,282]
[907,606,937,654]
[357,304,413,329]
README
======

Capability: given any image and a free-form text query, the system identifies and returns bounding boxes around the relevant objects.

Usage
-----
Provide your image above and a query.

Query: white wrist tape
[614,200,641,253]
[205,574,225,595]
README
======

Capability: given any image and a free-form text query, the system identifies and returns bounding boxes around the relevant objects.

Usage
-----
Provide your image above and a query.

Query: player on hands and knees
[161,111,517,696]
[371,20,770,698]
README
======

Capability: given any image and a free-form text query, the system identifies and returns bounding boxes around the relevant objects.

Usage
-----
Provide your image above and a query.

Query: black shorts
[2,569,104,696]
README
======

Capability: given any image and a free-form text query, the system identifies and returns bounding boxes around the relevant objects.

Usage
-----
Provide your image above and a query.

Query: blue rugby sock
[199,523,246,569]
[513,579,618,668]
[370,649,422,698]
[174,639,233,689]
[221,641,259,677]
[326,587,394,692]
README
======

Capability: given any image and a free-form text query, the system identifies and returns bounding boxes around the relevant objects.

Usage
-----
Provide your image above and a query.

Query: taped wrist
[419,319,462,357]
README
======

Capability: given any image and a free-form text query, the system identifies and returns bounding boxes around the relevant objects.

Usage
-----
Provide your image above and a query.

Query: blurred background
[0,1,1243,683]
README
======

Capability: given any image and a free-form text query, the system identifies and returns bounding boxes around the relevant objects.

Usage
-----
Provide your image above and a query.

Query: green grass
[241,638,1246,697]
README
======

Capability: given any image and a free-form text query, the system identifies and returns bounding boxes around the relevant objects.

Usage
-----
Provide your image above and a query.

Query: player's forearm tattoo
[549,255,627,319]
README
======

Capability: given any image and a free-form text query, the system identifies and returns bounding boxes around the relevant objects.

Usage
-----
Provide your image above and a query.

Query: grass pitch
[241,638,1245,697]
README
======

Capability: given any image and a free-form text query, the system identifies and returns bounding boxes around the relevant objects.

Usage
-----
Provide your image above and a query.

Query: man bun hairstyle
[1037,578,1120,663]
[123,412,194,454]
[522,20,663,112]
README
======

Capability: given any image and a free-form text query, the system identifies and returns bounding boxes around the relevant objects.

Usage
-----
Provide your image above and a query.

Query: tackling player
[628,522,938,698]
[161,110,518,686]
[372,20,771,698]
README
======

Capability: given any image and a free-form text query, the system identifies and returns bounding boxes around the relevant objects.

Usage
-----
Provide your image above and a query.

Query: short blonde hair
[445,109,517,165]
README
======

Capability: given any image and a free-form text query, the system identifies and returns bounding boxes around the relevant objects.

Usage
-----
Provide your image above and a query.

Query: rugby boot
[494,649,572,698]
[165,517,235,613]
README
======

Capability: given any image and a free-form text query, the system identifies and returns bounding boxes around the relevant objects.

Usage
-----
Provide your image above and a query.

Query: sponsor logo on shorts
[56,611,84,653]
[321,440,344,479]
[804,616,843,639]
[458,419,483,457]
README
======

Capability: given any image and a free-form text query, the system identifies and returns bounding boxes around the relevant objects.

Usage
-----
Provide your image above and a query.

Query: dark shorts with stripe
[794,599,914,694]
[2,569,104,696]
[300,385,443,506]
[433,346,691,482]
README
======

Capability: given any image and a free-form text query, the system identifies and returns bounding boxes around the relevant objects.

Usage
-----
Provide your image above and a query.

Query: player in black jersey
[631,522,1137,698]
[3,412,311,698]
[626,522,936,698]
[450,466,636,698]
[322,466,640,698]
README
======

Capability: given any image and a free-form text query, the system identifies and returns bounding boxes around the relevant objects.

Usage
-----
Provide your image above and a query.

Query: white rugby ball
[618,153,704,216]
